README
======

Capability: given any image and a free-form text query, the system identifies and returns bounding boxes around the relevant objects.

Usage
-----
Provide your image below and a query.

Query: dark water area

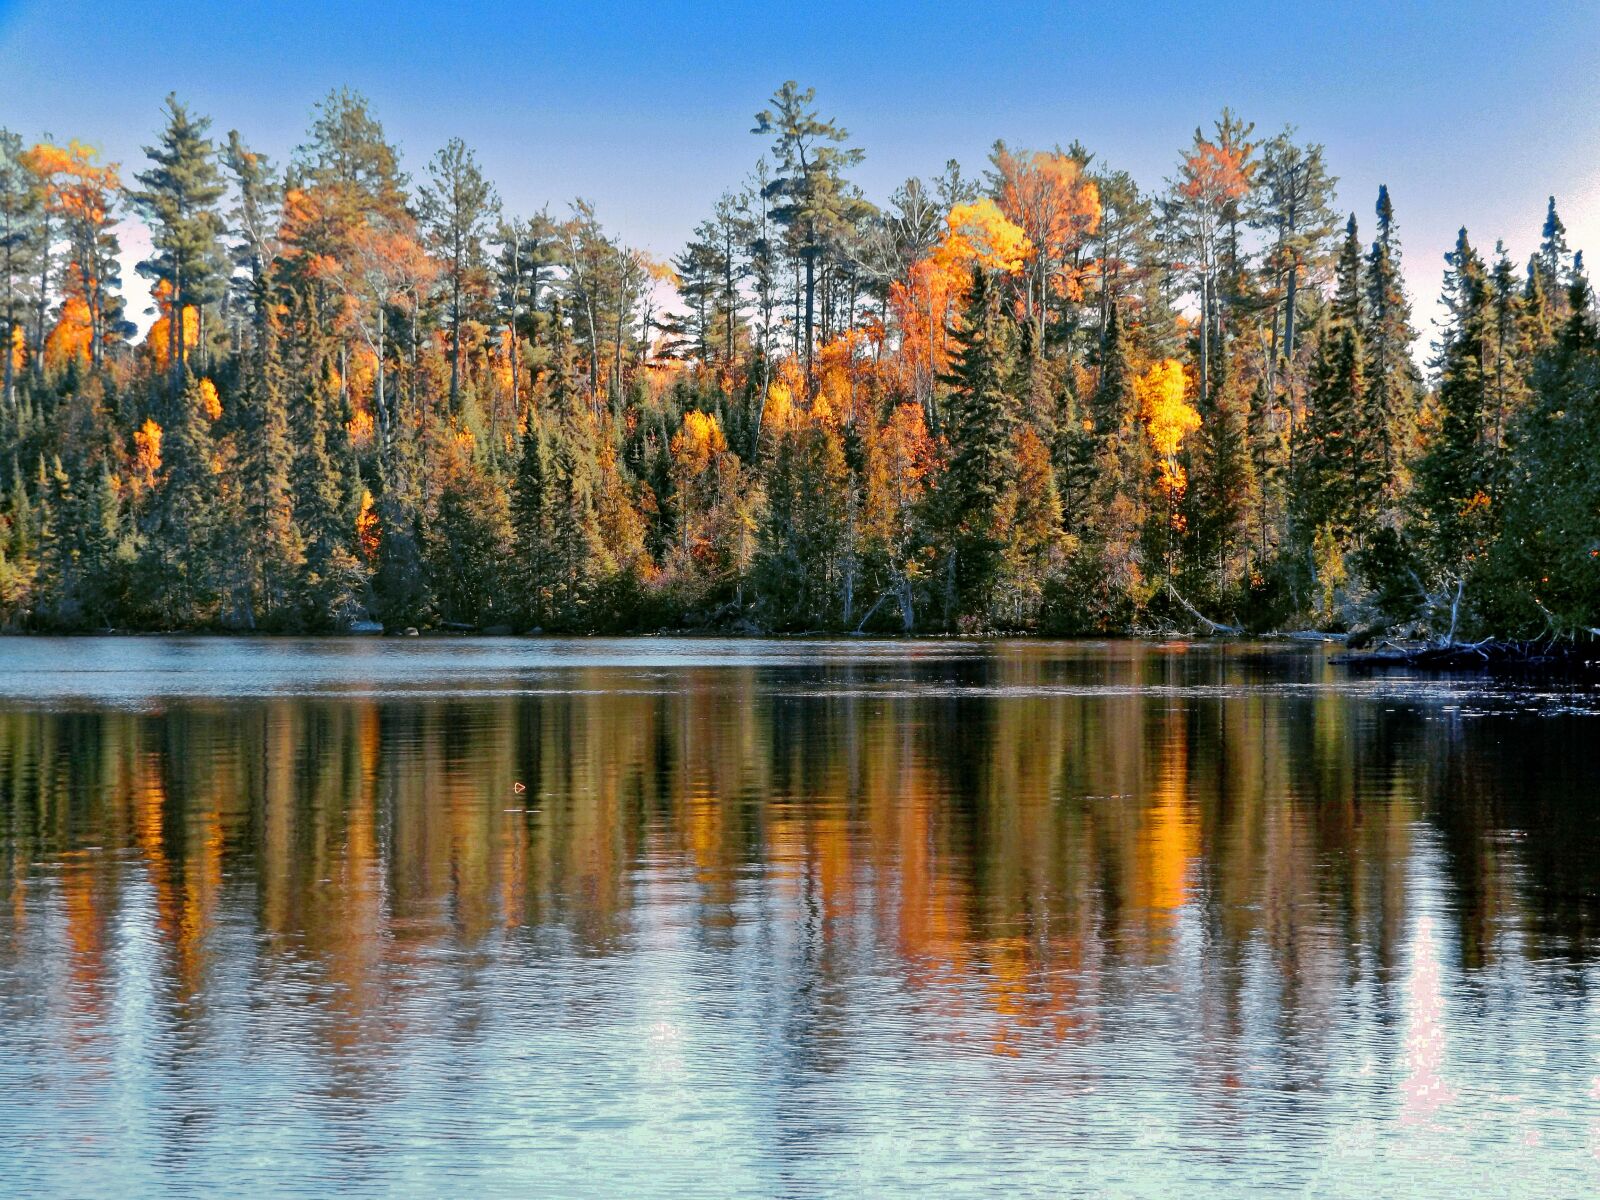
[2,637,1599,1196]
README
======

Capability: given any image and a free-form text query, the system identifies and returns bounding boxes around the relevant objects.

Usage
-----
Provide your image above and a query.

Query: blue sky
[2,0,1598,347]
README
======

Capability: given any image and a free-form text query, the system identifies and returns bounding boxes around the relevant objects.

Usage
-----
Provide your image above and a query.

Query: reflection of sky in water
[1,638,1598,1196]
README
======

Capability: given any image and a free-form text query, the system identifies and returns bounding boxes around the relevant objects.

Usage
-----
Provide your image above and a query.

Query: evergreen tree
[550,426,605,625]
[129,96,229,390]
[0,130,43,409]
[1186,339,1257,603]
[753,81,870,372]
[236,308,303,624]
[1052,377,1098,537]
[427,455,510,628]
[420,137,498,414]
[1480,270,1600,636]
[1363,186,1420,506]
[1535,195,1571,325]
[147,371,219,624]
[511,419,556,628]
[292,360,364,627]
[997,424,1064,626]
[39,458,122,627]
[1413,228,1495,590]
[936,267,1018,623]
[757,421,851,628]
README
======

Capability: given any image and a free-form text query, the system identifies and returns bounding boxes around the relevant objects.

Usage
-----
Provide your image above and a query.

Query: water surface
[3,637,1599,1196]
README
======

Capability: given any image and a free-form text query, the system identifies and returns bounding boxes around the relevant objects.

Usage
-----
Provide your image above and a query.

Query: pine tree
[753,81,869,372]
[0,130,43,410]
[129,96,229,390]
[937,267,1018,623]
[420,137,498,414]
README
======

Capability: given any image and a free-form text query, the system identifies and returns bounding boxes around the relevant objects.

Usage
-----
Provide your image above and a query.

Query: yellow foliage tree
[1137,358,1200,496]
[132,418,163,493]
[196,378,222,421]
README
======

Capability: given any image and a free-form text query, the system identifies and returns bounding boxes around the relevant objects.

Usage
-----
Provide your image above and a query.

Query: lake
[2,637,1599,1197]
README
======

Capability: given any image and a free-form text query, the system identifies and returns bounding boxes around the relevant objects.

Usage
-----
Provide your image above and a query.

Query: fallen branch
[1165,582,1242,636]
[854,590,893,634]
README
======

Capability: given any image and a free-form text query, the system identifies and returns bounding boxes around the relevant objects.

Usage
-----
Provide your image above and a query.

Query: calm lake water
[2,637,1600,1197]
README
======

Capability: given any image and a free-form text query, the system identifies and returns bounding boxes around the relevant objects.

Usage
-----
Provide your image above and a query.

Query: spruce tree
[511,419,555,628]
[427,456,510,628]
[1482,268,1600,635]
[937,267,1018,623]
[1414,228,1495,585]
[1363,186,1420,507]
[550,429,604,626]
[148,371,218,625]
[237,307,303,624]
[292,360,364,627]
[1186,339,1257,604]
[1535,196,1571,326]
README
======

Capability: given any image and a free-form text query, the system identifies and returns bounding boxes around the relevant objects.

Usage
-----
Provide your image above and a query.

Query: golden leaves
[941,199,1033,276]
[1136,359,1200,495]
[671,410,728,473]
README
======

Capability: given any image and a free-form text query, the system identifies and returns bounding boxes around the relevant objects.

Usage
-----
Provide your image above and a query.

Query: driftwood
[1333,637,1600,676]
[1165,583,1242,636]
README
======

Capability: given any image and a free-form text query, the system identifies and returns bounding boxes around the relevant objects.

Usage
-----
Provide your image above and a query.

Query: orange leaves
[43,295,92,370]
[992,147,1101,264]
[132,419,163,491]
[196,379,222,421]
[888,201,1032,399]
[1136,359,1200,496]
[28,140,120,226]
[144,281,200,367]
[355,489,380,562]
[1179,136,1251,211]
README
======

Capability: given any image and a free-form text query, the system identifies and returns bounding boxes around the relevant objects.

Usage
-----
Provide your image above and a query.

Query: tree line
[0,83,1594,638]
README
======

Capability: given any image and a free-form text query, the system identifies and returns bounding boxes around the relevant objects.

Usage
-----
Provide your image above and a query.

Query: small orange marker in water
[513,782,526,794]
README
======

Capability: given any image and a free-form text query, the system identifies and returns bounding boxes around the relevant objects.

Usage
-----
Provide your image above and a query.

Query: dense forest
[0,83,1595,637]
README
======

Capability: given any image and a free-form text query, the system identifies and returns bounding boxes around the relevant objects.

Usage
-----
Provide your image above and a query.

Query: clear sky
[2,0,1598,352]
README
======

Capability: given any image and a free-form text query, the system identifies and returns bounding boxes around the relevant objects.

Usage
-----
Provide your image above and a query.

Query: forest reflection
[3,644,1599,1105]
